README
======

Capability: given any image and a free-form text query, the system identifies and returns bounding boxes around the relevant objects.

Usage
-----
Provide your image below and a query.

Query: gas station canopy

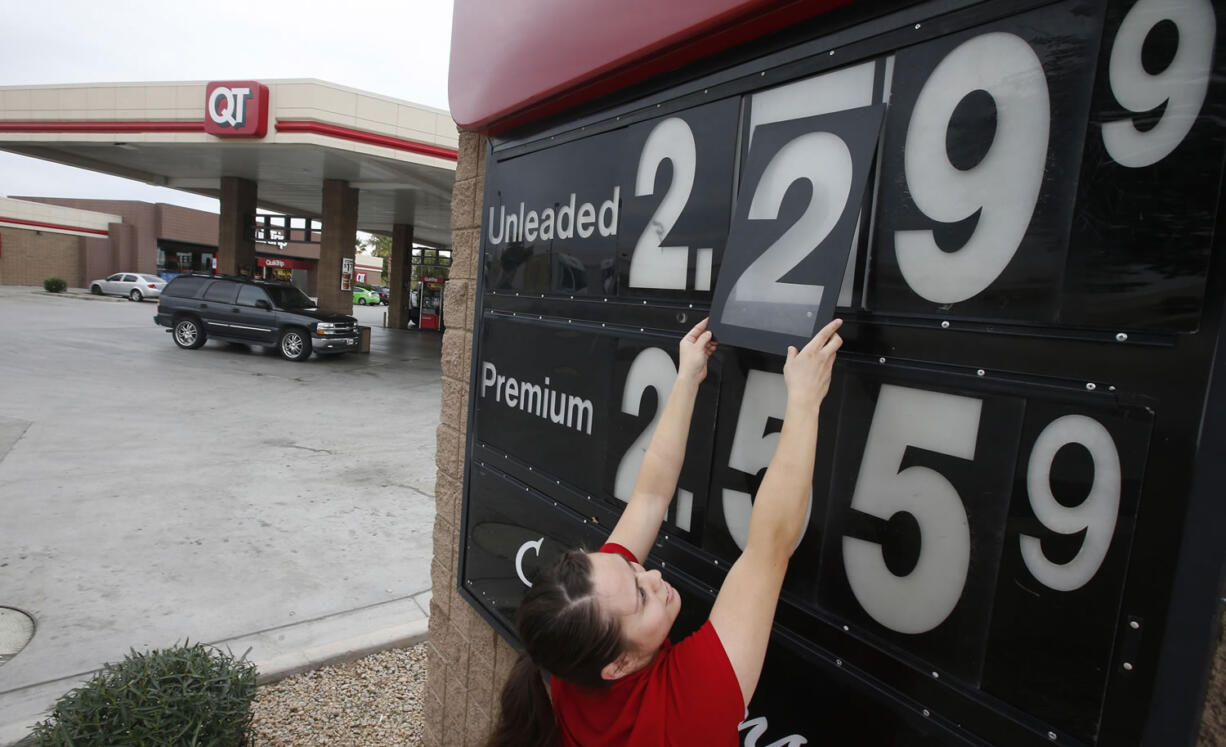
[0,79,458,246]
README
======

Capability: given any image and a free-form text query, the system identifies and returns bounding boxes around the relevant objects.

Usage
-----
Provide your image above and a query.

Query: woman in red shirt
[485,317,843,747]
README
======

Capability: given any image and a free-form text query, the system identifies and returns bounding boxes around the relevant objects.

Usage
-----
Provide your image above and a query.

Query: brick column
[318,179,358,315]
[389,223,415,329]
[218,177,256,276]
[424,130,513,747]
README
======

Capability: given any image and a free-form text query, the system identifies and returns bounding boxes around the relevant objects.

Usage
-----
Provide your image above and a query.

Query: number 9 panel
[866,1,1101,324]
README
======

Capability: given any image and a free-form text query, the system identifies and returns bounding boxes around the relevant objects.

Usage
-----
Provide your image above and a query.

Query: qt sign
[204,81,270,137]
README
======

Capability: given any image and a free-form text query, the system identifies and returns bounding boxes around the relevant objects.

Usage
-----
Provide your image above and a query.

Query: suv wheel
[278,328,312,362]
[129,289,143,302]
[173,317,207,349]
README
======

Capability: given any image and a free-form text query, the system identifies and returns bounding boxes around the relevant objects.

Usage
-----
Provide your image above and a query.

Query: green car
[352,287,380,305]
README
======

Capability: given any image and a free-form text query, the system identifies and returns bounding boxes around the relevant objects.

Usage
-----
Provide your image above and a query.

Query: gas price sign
[459,0,1226,745]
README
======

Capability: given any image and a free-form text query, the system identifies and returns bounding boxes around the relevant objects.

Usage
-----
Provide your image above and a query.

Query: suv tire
[278,328,312,362]
[173,317,207,350]
[129,289,143,302]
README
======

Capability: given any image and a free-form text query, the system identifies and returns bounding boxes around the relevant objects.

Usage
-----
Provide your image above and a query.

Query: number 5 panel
[817,372,1024,684]
[701,348,843,590]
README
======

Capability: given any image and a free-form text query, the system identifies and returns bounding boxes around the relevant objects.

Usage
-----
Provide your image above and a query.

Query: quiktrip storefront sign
[204,81,270,138]
[458,0,1226,745]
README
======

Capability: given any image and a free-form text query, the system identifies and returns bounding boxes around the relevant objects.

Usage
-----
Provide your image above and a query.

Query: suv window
[164,276,209,298]
[237,285,270,307]
[264,285,315,309]
[203,280,239,304]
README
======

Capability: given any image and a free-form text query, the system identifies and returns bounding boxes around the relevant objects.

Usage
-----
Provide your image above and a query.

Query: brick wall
[425,130,1226,746]
[426,128,517,747]
[0,227,80,287]
[158,204,219,246]
[15,198,159,271]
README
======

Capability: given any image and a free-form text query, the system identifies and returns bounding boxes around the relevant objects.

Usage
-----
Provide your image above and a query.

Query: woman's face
[588,551,681,669]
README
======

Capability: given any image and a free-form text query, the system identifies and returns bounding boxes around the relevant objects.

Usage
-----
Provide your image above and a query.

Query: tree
[356,233,392,284]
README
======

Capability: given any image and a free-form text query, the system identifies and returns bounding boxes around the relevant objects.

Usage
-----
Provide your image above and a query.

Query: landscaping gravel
[250,643,428,746]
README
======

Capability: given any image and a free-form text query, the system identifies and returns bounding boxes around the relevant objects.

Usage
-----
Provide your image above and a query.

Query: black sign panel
[711,104,885,353]
[1062,0,1226,330]
[462,0,1226,745]
[866,1,1102,323]
[476,315,720,541]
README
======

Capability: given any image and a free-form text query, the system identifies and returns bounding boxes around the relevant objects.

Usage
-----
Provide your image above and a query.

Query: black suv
[154,274,360,361]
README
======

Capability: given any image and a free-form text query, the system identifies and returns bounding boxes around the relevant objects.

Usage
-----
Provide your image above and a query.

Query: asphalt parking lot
[0,287,442,742]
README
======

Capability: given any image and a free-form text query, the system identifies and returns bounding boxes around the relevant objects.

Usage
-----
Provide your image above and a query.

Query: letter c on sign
[516,538,544,587]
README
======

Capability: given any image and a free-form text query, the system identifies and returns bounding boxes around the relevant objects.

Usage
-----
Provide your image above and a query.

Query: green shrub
[42,278,67,293]
[26,642,257,746]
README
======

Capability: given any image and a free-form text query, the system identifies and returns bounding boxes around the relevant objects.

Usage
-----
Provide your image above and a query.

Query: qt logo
[204,81,269,138]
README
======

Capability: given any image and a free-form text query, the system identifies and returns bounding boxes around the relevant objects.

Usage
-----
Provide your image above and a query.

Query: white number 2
[843,385,980,634]
[613,347,693,531]
[1103,0,1215,167]
[722,132,853,336]
[630,118,696,290]
[895,32,1049,304]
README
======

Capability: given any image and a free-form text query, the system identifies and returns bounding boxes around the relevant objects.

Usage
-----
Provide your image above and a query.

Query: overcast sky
[0,0,454,213]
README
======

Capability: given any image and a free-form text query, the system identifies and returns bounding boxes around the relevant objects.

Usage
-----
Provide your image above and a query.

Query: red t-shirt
[550,543,745,746]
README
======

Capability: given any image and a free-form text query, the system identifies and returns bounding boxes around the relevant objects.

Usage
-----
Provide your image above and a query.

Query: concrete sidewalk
[0,288,441,744]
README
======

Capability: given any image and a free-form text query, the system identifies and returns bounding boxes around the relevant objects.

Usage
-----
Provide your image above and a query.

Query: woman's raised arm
[607,318,717,562]
[709,318,843,706]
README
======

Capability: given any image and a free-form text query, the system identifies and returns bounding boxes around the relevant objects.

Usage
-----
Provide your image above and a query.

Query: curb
[253,618,430,685]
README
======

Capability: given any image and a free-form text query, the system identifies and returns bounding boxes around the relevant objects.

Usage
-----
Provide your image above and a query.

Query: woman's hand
[783,318,843,412]
[678,318,718,385]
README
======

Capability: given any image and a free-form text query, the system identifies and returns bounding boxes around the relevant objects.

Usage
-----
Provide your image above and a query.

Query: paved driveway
[0,287,440,742]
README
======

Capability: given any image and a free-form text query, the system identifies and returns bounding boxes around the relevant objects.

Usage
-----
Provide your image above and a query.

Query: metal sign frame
[457,0,1226,744]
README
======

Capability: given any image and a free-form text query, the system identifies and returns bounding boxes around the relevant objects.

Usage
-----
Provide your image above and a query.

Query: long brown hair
[484,550,625,747]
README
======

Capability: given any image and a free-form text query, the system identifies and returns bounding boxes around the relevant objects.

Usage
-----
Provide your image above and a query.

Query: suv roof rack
[173,272,292,286]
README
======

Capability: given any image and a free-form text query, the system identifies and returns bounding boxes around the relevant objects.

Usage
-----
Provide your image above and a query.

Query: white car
[89,273,166,302]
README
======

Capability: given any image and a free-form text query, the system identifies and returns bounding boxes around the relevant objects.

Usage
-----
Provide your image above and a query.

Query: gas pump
[416,276,445,331]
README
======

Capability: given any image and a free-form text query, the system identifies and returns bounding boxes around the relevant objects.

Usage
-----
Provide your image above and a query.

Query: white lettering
[520,382,542,416]
[576,202,595,238]
[557,193,576,239]
[505,211,520,244]
[479,362,594,436]
[488,205,505,244]
[599,186,620,237]
[524,210,539,242]
[515,538,544,587]
[567,395,594,435]
[481,361,497,397]
[739,715,808,747]
[540,208,555,241]
[484,187,620,245]
[208,86,252,128]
